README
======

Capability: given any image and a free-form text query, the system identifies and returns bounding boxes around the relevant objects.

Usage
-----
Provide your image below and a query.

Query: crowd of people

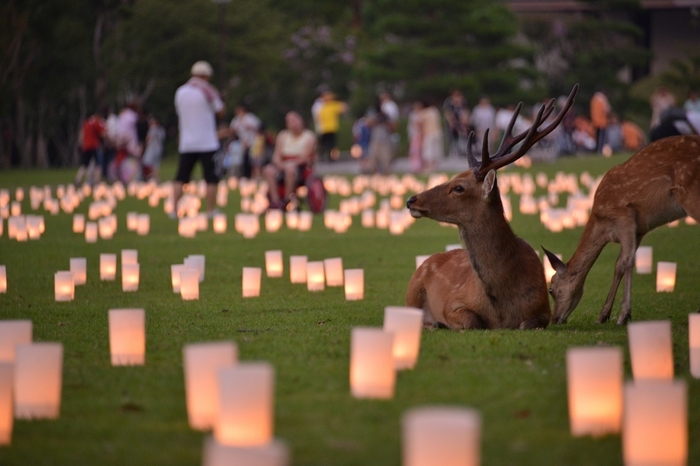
[76,59,700,216]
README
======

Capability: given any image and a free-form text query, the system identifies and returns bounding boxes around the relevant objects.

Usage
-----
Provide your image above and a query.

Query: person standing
[649,86,676,129]
[229,104,261,179]
[74,109,106,185]
[407,101,424,173]
[419,100,444,172]
[379,91,400,154]
[366,99,393,175]
[443,90,470,158]
[172,60,225,218]
[684,89,700,114]
[590,90,611,154]
[142,115,165,181]
[317,91,347,161]
[471,96,496,151]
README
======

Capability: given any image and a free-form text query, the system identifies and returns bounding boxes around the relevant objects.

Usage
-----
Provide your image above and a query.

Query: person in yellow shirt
[317,90,347,161]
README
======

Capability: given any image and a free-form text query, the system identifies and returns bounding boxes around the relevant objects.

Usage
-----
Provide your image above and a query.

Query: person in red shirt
[75,109,107,185]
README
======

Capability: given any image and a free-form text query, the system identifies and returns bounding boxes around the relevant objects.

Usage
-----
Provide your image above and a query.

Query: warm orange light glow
[69,258,87,286]
[0,363,12,445]
[54,271,74,302]
[344,269,364,301]
[306,261,325,291]
[100,254,117,281]
[0,320,32,363]
[202,436,289,466]
[628,320,674,381]
[383,307,423,370]
[14,343,63,419]
[109,309,146,366]
[635,246,652,274]
[265,251,283,278]
[121,263,140,292]
[242,267,262,298]
[180,268,200,301]
[656,261,676,292]
[350,328,395,399]
[289,256,307,284]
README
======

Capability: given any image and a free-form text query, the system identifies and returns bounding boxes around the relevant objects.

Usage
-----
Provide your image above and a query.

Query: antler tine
[474,84,579,180]
[465,131,479,168]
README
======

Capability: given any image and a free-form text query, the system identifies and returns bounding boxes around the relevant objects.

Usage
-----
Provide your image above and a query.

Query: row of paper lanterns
[566,317,700,464]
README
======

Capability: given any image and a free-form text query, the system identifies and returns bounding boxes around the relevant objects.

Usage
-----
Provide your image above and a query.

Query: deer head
[407,85,579,223]
[543,248,582,324]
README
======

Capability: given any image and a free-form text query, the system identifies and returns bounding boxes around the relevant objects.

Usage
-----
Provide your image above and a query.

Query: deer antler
[473,84,579,181]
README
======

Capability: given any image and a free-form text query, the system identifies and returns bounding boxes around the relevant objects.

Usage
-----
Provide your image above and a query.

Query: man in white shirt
[173,60,225,217]
[379,91,400,154]
[229,104,260,178]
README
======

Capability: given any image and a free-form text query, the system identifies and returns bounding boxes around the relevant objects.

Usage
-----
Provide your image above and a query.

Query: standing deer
[405,85,579,330]
[544,135,700,325]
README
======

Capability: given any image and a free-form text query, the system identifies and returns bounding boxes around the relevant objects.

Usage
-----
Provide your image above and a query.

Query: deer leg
[520,313,551,330]
[597,227,637,324]
[444,307,488,330]
[616,268,635,325]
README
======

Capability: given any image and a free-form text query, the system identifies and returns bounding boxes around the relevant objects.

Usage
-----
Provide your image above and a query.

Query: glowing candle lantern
[689,314,700,378]
[69,258,87,286]
[171,264,186,293]
[108,309,145,365]
[361,209,375,228]
[628,320,673,380]
[215,362,275,446]
[635,246,652,274]
[203,437,289,466]
[184,254,205,282]
[265,250,283,278]
[389,211,405,235]
[10,202,20,217]
[100,253,117,281]
[242,267,262,298]
[265,210,283,232]
[0,363,12,444]
[306,261,325,291]
[623,380,686,466]
[183,341,238,430]
[136,214,150,235]
[289,256,307,284]
[72,214,85,234]
[85,221,98,243]
[344,269,364,300]
[98,217,114,240]
[0,320,32,362]
[242,214,260,238]
[656,261,677,292]
[180,268,200,300]
[213,213,227,233]
[383,307,423,370]
[298,211,313,231]
[126,212,138,231]
[121,249,138,266]
[445,244,462,252]
[14,342,63,419]
[403,406,481,466]
[415,255,430,269]
[196,213,208,231]
[0,265,6,293]
[566,346,623,436]
[323,258,344,287]
[285,211,299,230]
[350,328,395,399]
[54,271,74,301]
[121,263,140,292]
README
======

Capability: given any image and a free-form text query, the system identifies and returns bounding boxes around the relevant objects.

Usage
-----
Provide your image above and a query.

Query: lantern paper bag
[171,264,186,293]
[688,314,700,378]
[656,261,677,292]
[85,222,98,243]
[54,271,75,301]
[289,256,307,284]
[215,362,274,447]
[108,309,146,366]
[306,261,325,291]
[184,255,205,282]
[623,380,687,466]
[14,343,63,419]
[121,263,140,292]
[403,406,481,466]
[121,249,138,266]
[265,250,283,278]
[383,307,423,370]
[323,258,344,287]
[350,328,395,399]
[242,267,262,298]
[136,214,150,235]
[183,341,238,430]
[0,265,6,293]
[0,320,32,362]
[566,346,623,436]
[180,268,200,301]
[628,320,673,381]
[415,255,430,269]
[635,246,653,274]
[100,253,117,281]
[0,363,12,444]
[344,269,364,301]
[213,213,227,234]
[69,257,87,285]
[203,436,289,466]
[72,214,85,233]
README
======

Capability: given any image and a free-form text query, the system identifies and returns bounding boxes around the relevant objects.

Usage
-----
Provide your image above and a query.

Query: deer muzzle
[406,195,424,218]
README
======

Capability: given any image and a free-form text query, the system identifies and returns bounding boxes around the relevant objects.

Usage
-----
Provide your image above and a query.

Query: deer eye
[451,185,465,194]
[548,288,553,295]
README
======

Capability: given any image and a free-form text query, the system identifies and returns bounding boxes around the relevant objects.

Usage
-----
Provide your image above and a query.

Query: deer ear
[543,247,567,275]
[482,170,497,198]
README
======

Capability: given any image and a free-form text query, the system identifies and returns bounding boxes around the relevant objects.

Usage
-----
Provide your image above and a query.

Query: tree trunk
[35,94,49,168]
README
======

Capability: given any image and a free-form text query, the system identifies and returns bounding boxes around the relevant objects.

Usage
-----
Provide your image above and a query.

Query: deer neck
[565,218,608,286]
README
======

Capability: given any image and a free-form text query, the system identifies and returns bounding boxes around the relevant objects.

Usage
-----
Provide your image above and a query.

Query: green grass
[1,154,699,466]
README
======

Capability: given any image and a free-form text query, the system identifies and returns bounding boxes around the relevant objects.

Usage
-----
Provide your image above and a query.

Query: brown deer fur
[545,135,700,325]
[406,170,551,329]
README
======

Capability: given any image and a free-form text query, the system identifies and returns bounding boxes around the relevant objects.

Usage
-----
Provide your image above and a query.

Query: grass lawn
[0,153,698,466]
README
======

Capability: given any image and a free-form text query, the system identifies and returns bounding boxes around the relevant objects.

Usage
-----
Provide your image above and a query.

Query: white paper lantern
[289,256,307,284]
[100,253,117,281]
[242,267,262,298]
[121,249,138,266]
[121,263,140,292]
[688,314,700,378]
[184,255,205,282]
[0,265,6,293]
[383,307,423,370]
[635,246,653,274]
[306,261,325,292]
[171,264,186,293]
[84,221,98,243]
[0,363,12,444]
[628,320,673,381]
[344,269,364,301]
[14,343,63,419]
[265,250,283,278]
[350,328,395,399]
[213,213,227,234]
[415,255,430,269]
[54,271,74,301]
[0,320,32,363]
[69,258,87,286]
[180,268,200,300]
[203,437,289,466]
[323,257,344,287]
[656,261,677,292]
[136,214,150,235]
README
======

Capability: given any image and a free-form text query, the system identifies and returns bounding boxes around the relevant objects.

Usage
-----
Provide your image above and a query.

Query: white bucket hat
[190,61,213,77]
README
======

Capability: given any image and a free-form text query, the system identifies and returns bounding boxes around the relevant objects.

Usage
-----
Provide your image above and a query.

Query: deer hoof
[596,315,611,324]
[616,314,631,325]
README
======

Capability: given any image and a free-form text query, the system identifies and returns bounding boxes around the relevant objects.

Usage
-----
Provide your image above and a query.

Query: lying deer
[545,135,700,325]
[405,85,578,330]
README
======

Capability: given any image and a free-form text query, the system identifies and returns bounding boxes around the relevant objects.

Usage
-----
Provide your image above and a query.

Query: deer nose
[406,195,417,209]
